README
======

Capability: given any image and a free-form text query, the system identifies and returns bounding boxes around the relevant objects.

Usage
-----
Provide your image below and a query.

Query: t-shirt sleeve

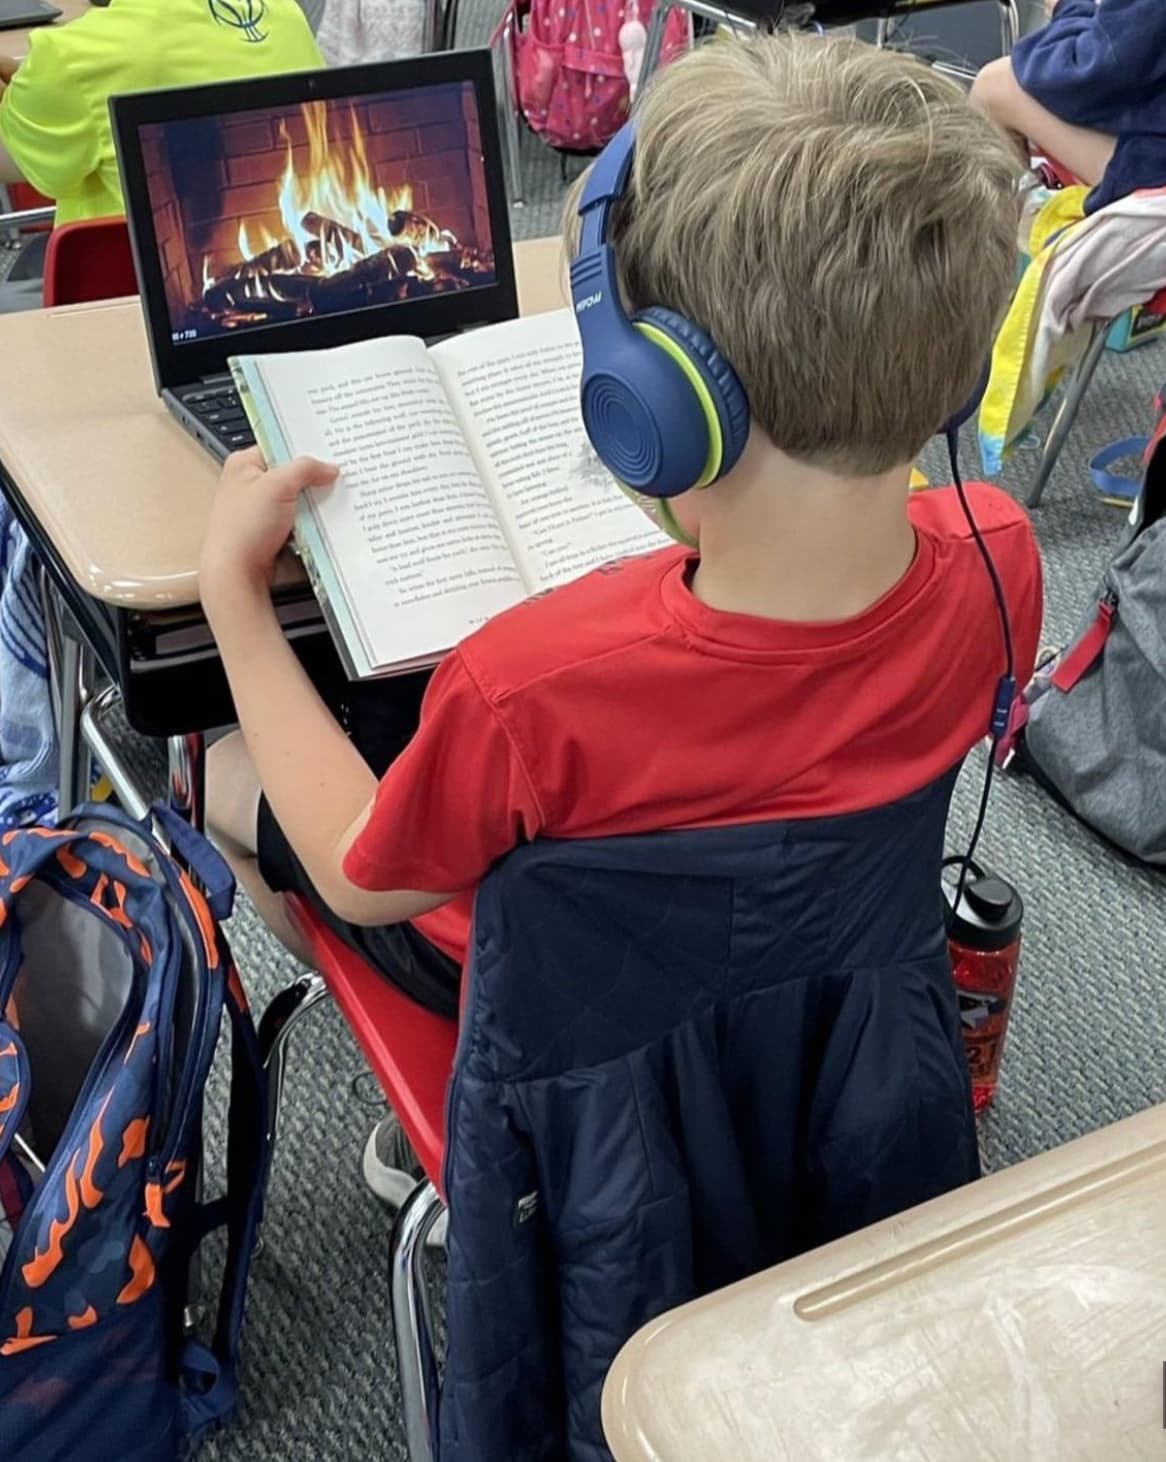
[342,649,544,894]
[0,39,97,202]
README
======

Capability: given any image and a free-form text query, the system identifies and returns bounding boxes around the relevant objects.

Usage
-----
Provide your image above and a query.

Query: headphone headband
[577,120,638,255]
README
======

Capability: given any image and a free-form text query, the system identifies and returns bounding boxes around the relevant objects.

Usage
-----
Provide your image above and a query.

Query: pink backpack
[499,0,690,153]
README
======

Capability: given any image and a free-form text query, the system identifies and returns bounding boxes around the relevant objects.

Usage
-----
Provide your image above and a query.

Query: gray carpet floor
[15,15,1154,1455]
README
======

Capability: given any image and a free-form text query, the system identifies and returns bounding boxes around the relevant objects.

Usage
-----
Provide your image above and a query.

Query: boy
[972,0,1166,212]
[202,34,1044,1204]
[0,0,322,225]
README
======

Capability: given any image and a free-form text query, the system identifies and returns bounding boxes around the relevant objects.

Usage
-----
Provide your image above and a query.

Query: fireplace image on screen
[142,81,497,342]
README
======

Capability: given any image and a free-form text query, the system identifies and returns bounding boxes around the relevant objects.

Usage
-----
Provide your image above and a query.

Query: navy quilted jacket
[439,769,979,1461]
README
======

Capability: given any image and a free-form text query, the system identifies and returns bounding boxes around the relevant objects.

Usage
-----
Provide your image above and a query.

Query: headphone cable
[944,426,1016,918]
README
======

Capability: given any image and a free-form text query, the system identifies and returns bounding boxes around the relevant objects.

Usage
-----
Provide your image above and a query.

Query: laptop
[0,0,62,30]
[111,51,517,462]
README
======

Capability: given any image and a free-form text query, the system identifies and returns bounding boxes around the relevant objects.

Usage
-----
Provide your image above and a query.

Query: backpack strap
[152,804,236,923]
[180,959,268,1440]
[1049,593,1118,695]
[0,1022,30,1164]
[1089,437,1148,506]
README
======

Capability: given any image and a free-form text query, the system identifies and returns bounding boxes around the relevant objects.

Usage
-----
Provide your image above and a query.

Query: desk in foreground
[604,1103,1166,1460]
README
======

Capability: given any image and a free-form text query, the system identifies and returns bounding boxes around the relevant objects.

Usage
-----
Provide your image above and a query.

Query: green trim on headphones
[633,320,723,490]
[656,498,699,549]
[614,482,699,549]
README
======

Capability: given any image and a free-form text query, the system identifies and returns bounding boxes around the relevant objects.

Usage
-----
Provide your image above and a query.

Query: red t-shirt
[343,485,1043,966]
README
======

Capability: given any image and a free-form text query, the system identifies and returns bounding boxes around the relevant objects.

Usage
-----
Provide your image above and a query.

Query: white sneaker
[362,1114,447,1249]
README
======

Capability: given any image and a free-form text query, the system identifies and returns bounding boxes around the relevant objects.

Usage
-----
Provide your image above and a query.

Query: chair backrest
[440,768,978,1462]
[42,217,138,308]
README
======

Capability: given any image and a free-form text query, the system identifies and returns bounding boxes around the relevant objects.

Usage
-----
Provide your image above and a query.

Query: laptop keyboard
[181,384,256,453]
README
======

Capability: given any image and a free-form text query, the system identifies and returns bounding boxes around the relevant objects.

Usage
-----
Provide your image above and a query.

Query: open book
[230,309,666,679]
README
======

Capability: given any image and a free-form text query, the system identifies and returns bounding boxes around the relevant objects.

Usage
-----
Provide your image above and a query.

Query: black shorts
[255,669,460,1022]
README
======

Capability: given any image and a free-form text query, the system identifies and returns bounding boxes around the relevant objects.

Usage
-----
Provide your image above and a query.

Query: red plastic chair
[1024,158,1166,507]
[7,181,53,232]
[42,216,138,307]
[259,900,456,1462]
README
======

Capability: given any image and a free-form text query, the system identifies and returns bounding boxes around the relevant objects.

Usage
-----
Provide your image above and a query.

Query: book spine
[228,354,371,679]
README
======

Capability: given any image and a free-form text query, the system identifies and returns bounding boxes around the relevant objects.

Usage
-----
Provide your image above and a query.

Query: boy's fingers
[269,456,341,497]
[225,446,266,473]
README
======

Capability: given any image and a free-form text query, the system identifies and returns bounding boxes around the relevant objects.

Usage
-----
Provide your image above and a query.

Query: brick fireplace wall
[462,85,493,257]
[152,81,489,313]
[143,126,196,330]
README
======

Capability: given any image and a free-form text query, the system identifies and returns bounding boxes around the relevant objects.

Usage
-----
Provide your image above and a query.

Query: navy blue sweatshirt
[1012,0,1166,211]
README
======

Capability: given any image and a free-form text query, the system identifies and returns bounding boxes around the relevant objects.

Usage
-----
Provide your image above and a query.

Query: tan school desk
[0,235,566,819]
[603,1101,1166,1461]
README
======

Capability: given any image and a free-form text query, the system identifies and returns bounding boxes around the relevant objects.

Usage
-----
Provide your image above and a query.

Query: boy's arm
[201,451,451,928]
[0,42,97,202]
[1012,0,1165,128]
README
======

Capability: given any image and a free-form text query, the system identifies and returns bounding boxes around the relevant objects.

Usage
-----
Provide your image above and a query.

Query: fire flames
[196,101,494,328]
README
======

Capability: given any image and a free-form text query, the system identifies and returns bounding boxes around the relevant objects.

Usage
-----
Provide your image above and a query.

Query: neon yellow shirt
[0,0,322,224]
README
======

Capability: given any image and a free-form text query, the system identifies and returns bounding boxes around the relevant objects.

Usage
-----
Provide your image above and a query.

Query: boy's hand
[200,447,338,600]
[1042,0,1057,16]
[0,56,19,93]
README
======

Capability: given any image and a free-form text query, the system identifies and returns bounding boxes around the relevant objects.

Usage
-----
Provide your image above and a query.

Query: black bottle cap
[944,867,1023,952]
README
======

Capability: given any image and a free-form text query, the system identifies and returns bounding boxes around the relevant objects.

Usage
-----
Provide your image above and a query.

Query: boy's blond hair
[564,34,1023,474]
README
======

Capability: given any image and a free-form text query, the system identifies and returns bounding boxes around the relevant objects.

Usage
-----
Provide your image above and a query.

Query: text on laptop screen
[140,81,498,345]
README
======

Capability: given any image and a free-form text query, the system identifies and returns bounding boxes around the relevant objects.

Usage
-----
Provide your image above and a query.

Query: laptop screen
[137,79,500,348]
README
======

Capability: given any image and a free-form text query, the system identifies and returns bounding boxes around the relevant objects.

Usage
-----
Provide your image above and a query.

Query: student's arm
[201,451,449,927]
[0,42,95,202]
[1011,0,1166,127]
[201,450,543,927]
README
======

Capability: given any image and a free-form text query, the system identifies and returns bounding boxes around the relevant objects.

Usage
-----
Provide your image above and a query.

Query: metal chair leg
[80,684,150,820]
[639,2,669,92]
[257,973,332,1166]
[168,731,206,832]
[390,1179,445,1462]
[1025,322,1109,509]
[496,12,525,207]
[57,633,94,816]
[998,0,1020,55]
[38,572,95,818]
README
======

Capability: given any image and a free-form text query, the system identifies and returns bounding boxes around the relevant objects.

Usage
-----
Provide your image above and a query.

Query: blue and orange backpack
[0,804,267,1461]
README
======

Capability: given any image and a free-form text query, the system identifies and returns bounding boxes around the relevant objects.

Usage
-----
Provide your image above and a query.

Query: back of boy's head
[565,33,1023,475]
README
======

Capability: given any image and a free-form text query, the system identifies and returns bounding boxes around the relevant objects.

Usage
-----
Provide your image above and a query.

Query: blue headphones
[572,119,989,502]
[571,120,751,501]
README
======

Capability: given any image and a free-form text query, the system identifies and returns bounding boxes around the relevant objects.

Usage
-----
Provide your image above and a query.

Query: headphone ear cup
[580,314,716,498]
[636,307,751,481]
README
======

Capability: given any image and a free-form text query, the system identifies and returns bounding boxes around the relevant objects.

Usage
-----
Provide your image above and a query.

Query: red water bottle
[944,861,1024,1114]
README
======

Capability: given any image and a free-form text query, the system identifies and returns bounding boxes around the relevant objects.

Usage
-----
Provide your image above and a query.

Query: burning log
[387,209,458,252]
[305,245,422,309]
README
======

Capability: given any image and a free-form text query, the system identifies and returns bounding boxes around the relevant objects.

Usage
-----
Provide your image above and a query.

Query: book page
[432,311,665,592]
[256,336,525,670]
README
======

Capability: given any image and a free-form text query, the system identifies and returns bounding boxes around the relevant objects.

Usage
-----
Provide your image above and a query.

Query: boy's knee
[206,730,261,854]
[970,57,1019,124]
